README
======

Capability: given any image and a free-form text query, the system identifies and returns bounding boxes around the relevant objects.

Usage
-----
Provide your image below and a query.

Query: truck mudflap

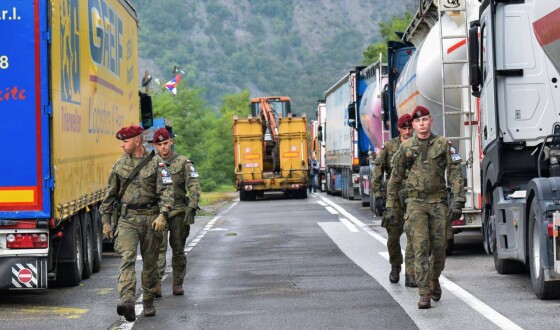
[0,257,48,290]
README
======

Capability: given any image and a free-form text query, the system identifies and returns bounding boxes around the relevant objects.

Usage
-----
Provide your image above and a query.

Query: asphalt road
[0,192,557,329]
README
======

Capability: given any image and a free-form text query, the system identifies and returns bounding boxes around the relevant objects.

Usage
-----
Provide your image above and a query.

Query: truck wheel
[240,190,248,201]
[82,212,94,279]
[445,237,454,256]
[326,172,332,195]
[247,191,257,201]
[57,217,84,286]
[300,188,308,199]
[91,206,103,273]
[529,199,560,299]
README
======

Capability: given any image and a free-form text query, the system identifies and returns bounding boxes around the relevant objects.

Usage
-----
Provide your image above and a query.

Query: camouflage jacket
[372,136,401,198]
[386,133,465,208]
[99,149,174,223]
[161,151,201,217]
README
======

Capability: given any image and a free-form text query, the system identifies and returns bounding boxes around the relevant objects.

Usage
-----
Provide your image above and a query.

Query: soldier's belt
[123,203,159,215]
[126,208,160,215]
[126,203,157,210]
[407,191,446,200]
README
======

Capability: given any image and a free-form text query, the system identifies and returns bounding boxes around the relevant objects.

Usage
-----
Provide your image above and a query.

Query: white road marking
[339,218,359,232]
[325,206,338,215]
[317,200,327,207]
[319,195,522,330]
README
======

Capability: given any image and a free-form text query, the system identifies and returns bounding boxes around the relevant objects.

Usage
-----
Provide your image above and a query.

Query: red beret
[411,105,430,119]
[116,125,143,140]
[397,114,412,128]
[153,128,170,143]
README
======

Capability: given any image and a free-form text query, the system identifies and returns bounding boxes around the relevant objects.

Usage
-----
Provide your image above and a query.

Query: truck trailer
[0,0,149,289]
[469,0,560,299]
[234,96,309,200]
[323,68,374,200]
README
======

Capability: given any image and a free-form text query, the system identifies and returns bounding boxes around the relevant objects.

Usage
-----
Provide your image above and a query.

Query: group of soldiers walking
[372,105,465,309]
[97,103,462,322]
[99,125,200,322]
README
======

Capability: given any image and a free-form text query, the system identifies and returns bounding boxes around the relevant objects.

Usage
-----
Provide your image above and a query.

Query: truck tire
[57,216,84,287]
[445,237,454,256]
[326,172,332,195]
[489,197,525,274]
[82,212,94,280]
[91,206,103,273]
[240,190,248,201]
[529,199,560,299]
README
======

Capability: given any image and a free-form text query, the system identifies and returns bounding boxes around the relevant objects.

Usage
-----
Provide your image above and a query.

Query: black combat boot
[431,279,442,301]
[173,284,184,296]
[155,282,162,299]
[405,275,418,287]
[389,266,401,283]
[418,294,431,309]
[143,300,156,317]
[117,302,136,322]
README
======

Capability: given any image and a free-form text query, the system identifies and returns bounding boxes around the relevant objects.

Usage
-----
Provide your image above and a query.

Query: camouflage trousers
[404,199,448,296]
[382,202,414,276]
[114,212,162,303]
[157,212,192,286]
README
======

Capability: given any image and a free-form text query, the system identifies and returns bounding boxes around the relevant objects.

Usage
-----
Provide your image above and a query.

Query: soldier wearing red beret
[151,128,200,297]
[100,125,174,321]
[372,114,416,288]
[387,105,465,309]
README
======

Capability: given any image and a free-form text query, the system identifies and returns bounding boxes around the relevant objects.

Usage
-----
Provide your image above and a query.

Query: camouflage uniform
[387,134,465,296]
[372,137,414,278]
[157,152,200,289]
[100,150,173,304]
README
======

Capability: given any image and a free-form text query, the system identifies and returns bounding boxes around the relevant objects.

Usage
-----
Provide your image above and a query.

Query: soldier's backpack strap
[118,150,156,201]
[164,153,181,166]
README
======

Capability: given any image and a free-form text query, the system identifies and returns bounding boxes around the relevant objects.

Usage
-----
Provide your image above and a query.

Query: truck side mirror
[347,102,357,128]
[318,126,323,142]
[381,84,389,115]
[468,23,481,97]
[139,91,153,128]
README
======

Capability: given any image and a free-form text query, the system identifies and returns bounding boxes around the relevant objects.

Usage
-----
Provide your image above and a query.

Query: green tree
[362,12,413,65]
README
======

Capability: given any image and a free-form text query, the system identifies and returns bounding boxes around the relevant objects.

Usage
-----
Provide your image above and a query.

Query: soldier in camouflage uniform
[386,106,465,309]
[372,114,416,287]
[152,128,201,297]
[100,125,174,321]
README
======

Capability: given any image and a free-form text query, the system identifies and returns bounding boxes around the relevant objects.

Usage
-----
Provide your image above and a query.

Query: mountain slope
[133,0,416,116]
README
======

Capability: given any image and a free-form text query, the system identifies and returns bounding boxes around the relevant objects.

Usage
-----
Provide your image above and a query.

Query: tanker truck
[385,0,483,252]
[0,0,150,289]
[323,67,374,200]
[233,96,309,200]
[357,62,389,209]
[469,0,560,299]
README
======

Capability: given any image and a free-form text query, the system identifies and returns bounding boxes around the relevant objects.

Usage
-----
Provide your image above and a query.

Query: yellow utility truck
[233,97,309,200]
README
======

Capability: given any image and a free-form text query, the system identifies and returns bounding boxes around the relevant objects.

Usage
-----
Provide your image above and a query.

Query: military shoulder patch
[189,165,199,178]
[450,146,461,161]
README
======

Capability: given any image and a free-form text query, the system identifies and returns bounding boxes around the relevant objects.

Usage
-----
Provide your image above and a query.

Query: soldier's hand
[385,207,396,226]
[449,207,462,220]
[103,223,113,239]
[152,214,167,232]
[374,196,386,216]
[186,207,196,217]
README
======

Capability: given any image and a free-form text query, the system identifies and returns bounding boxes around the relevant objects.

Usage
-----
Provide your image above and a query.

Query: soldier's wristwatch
[160,211,168,220]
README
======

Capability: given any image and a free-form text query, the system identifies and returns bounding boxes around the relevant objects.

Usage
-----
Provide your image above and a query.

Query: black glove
[384,207,395,226]
[374,196,386,216]
[449,206,462,220]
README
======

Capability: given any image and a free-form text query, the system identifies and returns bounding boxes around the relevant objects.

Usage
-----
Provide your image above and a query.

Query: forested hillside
[132,0,416,116]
